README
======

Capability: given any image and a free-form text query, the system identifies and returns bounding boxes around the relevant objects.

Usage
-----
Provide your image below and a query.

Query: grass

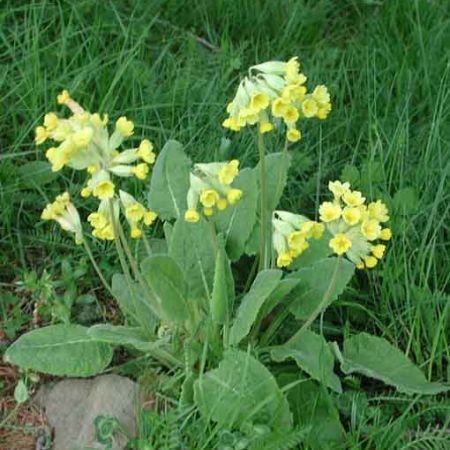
[1,0,449,448]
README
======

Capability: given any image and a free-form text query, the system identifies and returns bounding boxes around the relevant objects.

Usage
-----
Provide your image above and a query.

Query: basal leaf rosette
[319,181,392,269]
[222,56,331,142]
[184,160,243,222]
[38,90,157,241]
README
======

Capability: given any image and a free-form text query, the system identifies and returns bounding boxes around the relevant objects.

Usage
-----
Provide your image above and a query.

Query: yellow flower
[288,231,309,253]
[125,203,146,222]
[361,219,381,241]
[57,89,71,105]
[200,189,220,208]
[311,222,325,239]
[143,211,157,226]
[250,92,270,111]
[87,212,108,229]
[35,126,48,145]
[271,97,289,118]
[277,252,293,268]
[282,85,307,102]
[222,117,241,131]
[226,188,243,205]
[329,233,352,255]
[93,180,115,200]
[132,163,149,180]
[301,98,318,118]
[342,190,365,207]
[185,209,200,223]
[116,116,134,137]
[342,207,361,226]
[356,262,365,270]
[319,201,342,222]
[328,180,350,198]
[371,244,386,259]
[90,113,108,128]
[73,128,93,148]
[364,255,378,269]
[80,187,91,198]
[137,139,156,164]
[130,226,142,239]
[368,200,389,222]
[312,85,330,104]
[217,198,228,210]
[259,121,274,134]
[44,113,59,131]
[218,160,239,185]
[203,207,214,217]
[379,228,392,241]
[317,103,332,119]
[283,105,299,123]
[87,165,97,174]
[286,128,301,142]
[46,146,70,172]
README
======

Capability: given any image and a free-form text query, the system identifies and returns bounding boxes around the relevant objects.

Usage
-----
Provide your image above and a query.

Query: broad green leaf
[229,269,282,345]
[340,164,360,187]
[169,217,216,301]
[148,140,190,220]
[287,234,332,271]
[339,333,450,395]
[287,257,354,320]
[262,278,301,317]
[19,161,58,188]
[14,380,28,404]
[213,168,257,261]
[271,330,342,393]
[194,349,291,429]
[4,325,112,377]
[279,374,345,450]
[111,273,158,332]
[88,325,152,352]
[141,254,188,323]
[210,238,235,324]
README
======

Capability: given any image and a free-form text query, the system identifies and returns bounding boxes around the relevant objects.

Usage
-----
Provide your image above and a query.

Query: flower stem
[258,133,268,271]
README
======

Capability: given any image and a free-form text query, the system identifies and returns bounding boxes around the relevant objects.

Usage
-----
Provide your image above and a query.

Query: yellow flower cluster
[272,211,325,268]
[39,90,158,241]
[184,160,243,222]
[222,57,331,142]
[35,90,156,202]
[41,192,83,244]
[319,181,392,269]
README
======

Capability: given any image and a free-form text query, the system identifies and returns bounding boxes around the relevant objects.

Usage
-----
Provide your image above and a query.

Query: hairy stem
[258,133,268,271]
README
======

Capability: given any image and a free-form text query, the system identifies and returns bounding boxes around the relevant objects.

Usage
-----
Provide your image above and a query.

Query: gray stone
[35,374,138,450]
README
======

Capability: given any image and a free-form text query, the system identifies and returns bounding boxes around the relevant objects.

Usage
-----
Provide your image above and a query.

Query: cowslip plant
[5,56,449,449]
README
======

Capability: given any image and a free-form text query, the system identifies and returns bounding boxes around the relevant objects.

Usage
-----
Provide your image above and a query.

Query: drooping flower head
[319,180,392,269]
[184,160,243,222]
[223,57,331,142]
[272,211,324,268]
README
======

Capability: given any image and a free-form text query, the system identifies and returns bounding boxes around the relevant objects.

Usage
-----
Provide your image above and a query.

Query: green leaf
[141,254,189,323]
[339,333,450,395]
[18,161,58,188]
[148,140,191,220]
[229,269,282,345]
[392,187,419,215]
[279,374,345,450]
[194,349,291,429]
[87,325,152,352]
[210,238,235,324]
[213,168,257,261]
[4,325,112,377]
[287,234,332,271]
[262,278,301,317]
[271,330,342,393]
[169,217,216,301]
[340,164,360,187]
[14,380,28,404]
[111,273,158,332]
[287,257,355,320]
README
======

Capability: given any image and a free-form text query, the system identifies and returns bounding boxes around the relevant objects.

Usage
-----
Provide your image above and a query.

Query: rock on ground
[35,374,138,450]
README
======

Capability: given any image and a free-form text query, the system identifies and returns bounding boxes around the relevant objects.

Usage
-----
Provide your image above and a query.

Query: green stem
[82,238,114,298]
[258,133,268,271]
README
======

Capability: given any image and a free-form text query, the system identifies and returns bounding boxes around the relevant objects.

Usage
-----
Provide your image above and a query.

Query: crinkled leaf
[169,217,216,301]
[213,168,257,261]
[4,325,112,377]
[229,269,282,345]
[141,254,189,323]
[88,325,152,352]
[194,349,291,429]
[287,257,354,320]
[339,333,450,395]
[272,330,342,393]
[148,140,190,219]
